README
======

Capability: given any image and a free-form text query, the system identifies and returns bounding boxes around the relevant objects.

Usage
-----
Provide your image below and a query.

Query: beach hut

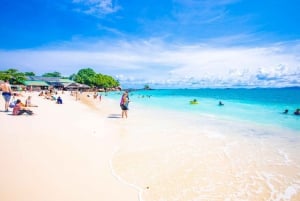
[46,78,75,88]
[26,76,75,89]
[23,80,50,91]
[64,82,90,91]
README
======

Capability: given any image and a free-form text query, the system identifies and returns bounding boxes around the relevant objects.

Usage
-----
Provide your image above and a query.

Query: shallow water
[108,88,300,131]
[107,88,300,201]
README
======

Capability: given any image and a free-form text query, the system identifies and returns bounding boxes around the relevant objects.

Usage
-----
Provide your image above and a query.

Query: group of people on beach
[1,83,65,116]
[38,89,63,104]
[1,80,34,115]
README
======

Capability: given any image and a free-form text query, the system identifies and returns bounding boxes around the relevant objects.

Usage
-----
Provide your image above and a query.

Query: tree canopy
[0,67,120,88]
[24,72,35,76]
[0,68,27,84]
[73,68,119,88]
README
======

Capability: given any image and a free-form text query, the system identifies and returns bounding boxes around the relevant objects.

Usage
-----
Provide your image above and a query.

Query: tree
[0,68,27,84]
[144,84,151,90]
[69,74,76,81]
[74,68,119,88]
[0,71,10,81]
[74,68,97,86]
[42,71,61,77]
[24,72,35,76]
[94,74,119,88]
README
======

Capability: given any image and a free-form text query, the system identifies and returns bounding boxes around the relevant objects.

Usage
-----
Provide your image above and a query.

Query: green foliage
[144,84,150,89]
[0,68,27,84]
[74,68,96,86]
[0,67,120,88]
[94,74,120,88]
[0,71,10,81]
[24,72,35,76]
[68,73,76,81]
[74,68,119,88]
[42,71,61,77]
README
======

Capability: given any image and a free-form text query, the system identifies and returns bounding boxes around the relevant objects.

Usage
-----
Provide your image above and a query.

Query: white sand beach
[1,91,300,201]
[0,91,138,201]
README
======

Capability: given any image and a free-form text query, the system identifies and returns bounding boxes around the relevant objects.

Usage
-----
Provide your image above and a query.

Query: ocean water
[108,88,300,201]
[109,87,300,131]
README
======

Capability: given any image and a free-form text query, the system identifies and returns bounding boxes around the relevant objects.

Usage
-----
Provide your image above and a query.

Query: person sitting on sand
[294,109,300,115]
[56,96,63,104]
[13,99,33,115]
[25,96,38,107]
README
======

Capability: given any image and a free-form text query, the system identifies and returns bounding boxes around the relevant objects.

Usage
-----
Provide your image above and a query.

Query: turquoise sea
[109,87,300,201]
[110,87,300,131]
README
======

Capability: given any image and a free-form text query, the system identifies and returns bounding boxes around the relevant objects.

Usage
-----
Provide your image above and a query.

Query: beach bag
[9,100,16,108]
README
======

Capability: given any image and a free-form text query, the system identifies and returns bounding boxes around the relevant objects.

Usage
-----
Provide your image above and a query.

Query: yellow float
[190,99,199,104]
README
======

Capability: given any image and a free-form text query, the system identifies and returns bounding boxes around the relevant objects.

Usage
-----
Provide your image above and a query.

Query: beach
[1,90,300,201]
[0,91,138,201]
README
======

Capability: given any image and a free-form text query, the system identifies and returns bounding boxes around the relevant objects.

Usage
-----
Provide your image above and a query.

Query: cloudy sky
[0,0,300,88]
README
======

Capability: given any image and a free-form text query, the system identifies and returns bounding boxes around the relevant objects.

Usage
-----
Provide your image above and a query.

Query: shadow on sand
[107,114,122,118]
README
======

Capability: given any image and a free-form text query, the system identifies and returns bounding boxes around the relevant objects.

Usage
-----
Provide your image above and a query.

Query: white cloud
[0,39,300,88]
[72,0,120,16]
[172,0,239,25]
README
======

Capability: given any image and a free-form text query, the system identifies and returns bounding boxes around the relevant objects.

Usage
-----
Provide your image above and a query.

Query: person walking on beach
[1,79,12,112]
[98,92,102,102]
[120,92,129,118]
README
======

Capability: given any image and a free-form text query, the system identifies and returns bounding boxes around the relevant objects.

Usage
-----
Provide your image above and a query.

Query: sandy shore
[0,91,138,201]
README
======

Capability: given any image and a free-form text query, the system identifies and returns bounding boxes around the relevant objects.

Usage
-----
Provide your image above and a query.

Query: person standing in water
[1,79,12,112]
[120,92,129,118]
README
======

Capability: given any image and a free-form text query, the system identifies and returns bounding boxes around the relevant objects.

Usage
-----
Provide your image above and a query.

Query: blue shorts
[120,104,128,110]
[2,92,12,102]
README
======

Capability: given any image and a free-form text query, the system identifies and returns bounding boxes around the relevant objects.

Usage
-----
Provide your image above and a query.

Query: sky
[0,0,300,88]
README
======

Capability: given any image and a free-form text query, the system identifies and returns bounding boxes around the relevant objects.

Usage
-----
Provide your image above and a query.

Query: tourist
[56,96,63,104]
[1,79,12,112]
[120,92,129,118]
[25,96,38,107]
[12,99,33,115]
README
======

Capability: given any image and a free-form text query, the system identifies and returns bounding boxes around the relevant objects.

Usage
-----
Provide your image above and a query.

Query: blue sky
[0,0,300,88]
